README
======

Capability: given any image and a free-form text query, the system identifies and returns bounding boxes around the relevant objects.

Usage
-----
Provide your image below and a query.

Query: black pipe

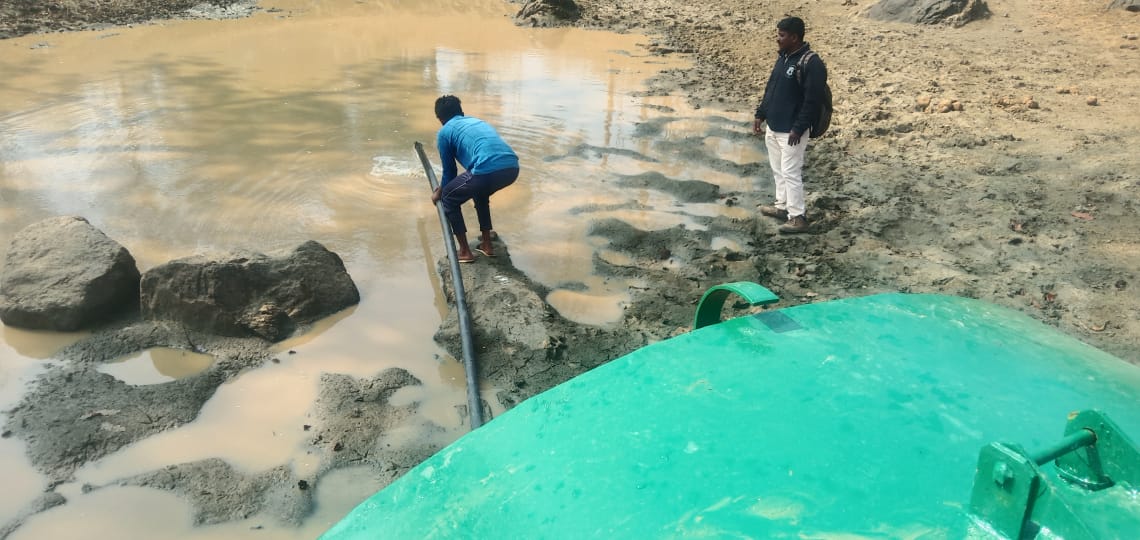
[414,142,484,429]
[1032,429,1096,466]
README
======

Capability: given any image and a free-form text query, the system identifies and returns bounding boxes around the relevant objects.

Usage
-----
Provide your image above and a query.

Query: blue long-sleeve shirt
[436,116,519,185]
[755,43,827,135]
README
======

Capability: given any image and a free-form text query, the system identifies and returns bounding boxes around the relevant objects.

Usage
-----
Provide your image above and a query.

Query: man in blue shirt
[431,95,520,262]
[753,16,827,234]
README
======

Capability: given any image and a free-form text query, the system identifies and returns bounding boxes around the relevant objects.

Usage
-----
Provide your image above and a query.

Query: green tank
[323,283,1140,539]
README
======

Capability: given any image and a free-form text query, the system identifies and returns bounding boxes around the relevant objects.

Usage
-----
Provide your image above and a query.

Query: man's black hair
[435,95,464,122]
[777,17,805,41]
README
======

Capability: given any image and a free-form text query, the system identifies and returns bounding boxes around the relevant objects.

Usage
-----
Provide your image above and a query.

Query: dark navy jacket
[754,43,828,135]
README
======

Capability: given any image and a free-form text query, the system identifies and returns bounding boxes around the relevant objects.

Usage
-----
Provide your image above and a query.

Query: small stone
[298,480,309,490]
[100,422,127,433]
[994,95,1015,107]
[1086,96,1099,106]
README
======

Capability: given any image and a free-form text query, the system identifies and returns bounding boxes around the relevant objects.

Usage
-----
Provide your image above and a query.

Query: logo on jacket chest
[785,66,797,78]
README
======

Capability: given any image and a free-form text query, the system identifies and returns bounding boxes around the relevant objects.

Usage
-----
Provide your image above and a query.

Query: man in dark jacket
[753,16,827,234]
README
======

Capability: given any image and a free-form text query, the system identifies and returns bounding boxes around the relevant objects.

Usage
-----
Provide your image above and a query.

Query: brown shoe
[778,215,810,234]
[758,205,788,220]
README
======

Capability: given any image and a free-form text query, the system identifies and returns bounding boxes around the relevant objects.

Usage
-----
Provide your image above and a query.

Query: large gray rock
[866,0,991,25]
[1109,0,1140,12]
[140,240,359,341]
[0,216,141,331]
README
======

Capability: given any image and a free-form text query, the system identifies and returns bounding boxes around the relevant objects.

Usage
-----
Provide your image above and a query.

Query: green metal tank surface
[323,291,1140,539]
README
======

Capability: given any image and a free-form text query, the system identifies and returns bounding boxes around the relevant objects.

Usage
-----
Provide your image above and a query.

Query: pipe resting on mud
[414,142,484,430]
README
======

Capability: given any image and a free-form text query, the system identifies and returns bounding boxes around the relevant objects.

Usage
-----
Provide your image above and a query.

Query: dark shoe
[758,205,788,221]
[778,215,810,234]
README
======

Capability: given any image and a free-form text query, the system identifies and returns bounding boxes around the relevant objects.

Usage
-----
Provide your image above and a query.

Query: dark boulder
[0,216,140,331]
[140,241,359,341]
[515,0,581,27]
[865,0,991,26]
[1108,0,1140,12]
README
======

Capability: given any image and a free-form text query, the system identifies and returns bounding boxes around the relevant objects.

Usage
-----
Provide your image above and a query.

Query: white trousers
[764,126,810,218]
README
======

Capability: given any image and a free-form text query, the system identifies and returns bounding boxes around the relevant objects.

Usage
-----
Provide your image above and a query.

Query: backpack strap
[795,51,817,85]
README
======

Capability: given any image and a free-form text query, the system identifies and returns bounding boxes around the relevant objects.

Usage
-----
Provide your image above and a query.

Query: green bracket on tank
[1056,409,1140,490]
[968,410,1140,539]
[693,281,779,330]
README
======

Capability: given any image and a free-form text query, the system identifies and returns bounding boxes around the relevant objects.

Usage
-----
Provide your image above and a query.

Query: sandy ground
[564,0,1140,361]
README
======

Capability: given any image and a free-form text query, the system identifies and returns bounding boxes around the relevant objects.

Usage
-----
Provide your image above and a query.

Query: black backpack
[795,51,833,138]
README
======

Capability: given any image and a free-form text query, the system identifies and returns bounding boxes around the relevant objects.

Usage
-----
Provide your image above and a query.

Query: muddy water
[0,0,763,537]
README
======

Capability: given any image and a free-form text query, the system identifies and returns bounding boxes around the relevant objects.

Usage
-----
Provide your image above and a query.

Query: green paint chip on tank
[752,310,801,333]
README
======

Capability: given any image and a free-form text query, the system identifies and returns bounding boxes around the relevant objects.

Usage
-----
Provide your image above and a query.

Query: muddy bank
[1,317,446,533]
[0,0,258,38]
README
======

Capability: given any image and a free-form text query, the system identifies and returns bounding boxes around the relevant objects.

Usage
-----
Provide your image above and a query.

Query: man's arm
[436,130,458,185]
[753,63,779,135]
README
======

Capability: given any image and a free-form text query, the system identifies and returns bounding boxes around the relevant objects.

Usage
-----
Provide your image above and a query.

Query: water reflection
[0,326,86,360]
[0,0,768,537]
[98,348,215,384]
